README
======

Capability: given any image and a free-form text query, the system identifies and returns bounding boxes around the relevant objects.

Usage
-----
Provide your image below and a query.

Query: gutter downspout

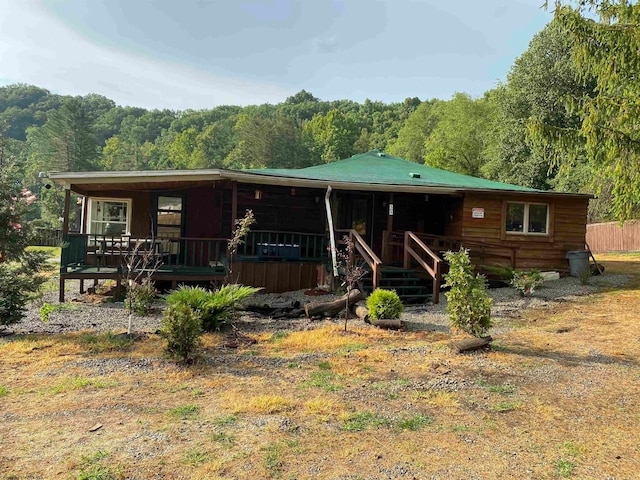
[325,185,339,278]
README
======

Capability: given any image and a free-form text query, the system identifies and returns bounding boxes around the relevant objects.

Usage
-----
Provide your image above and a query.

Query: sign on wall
[471,208,485,219]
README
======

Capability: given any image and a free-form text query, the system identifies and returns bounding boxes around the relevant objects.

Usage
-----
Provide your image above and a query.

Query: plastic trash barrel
[565,250,590,277]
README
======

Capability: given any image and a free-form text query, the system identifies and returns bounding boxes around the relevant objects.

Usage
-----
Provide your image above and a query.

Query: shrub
[165,284,260,330]
[366,289,404,320]
[125,278,157,315]
[0,254,49,327]
[510,269,544,296]
[159,303,203,363]
[0,165,49,327]
[39,302,79,323]
[443,248,492,337]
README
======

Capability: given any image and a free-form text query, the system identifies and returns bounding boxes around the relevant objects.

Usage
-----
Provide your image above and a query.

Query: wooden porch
[58,230,328,301]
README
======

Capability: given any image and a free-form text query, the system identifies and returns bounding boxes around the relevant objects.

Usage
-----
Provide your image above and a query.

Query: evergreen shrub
[443,248,492,337]
[366,289,404,320]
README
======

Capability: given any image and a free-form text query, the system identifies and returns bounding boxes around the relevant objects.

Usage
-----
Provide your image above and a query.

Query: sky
[0,0,553,111]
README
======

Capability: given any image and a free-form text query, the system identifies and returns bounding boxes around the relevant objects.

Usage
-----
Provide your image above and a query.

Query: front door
[337,193,374,247]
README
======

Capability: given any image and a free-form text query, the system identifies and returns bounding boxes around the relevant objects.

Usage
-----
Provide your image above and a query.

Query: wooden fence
[32,228,63,247]
[586,220,640,253]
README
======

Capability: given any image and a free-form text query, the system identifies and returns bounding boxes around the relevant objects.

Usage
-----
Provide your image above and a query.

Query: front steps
[360,266,432,304]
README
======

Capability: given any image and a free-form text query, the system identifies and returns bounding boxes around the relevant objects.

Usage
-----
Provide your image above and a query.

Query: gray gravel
[4,273,630,336]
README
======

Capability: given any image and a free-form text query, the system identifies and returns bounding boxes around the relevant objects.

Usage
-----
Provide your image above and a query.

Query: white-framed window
[86,198,131,235]
[505,202,549,235]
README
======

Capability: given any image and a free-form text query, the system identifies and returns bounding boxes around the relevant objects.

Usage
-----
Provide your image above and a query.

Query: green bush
[0,254,49,327]
[510,269,544,296]
[443,248,492,337]
[165,284,261,330]
[125,278,157,315]
[39,302,79,323]
[366,289,404,320]
[159,303,203,363]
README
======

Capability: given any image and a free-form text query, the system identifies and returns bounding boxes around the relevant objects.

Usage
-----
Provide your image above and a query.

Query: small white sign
[472,208,485,219]
[389,203,394,216]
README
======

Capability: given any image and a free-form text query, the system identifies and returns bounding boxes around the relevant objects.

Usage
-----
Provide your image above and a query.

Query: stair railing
[404,231,442,304]
[337,229,383,290]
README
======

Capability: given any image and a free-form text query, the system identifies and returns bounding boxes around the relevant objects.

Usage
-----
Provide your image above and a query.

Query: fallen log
[350,304,370,323]
[271,308,305,319]
[371,319,403,330]
[244,300,301,316]
[305,289,363,318]
[450,336,492,353]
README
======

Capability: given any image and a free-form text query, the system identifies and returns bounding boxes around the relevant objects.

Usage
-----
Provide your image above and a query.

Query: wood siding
[234,262,320,293]
[461,193,589,271]
[586,220,640,253]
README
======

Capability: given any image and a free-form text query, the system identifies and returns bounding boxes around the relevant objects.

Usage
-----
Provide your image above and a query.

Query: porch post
[231,181,238,231]
[383,193,394,262]
[60,187,71,303]
[386,193,394,233]
[62,187,71,235]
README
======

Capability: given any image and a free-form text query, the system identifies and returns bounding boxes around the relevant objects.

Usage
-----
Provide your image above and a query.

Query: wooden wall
[460,193,589,271]
[234,184,326,234]
[235,261,320,293]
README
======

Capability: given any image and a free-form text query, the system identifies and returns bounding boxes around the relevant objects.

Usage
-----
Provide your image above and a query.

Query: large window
[506,202,548,235]
[87,198,131,235]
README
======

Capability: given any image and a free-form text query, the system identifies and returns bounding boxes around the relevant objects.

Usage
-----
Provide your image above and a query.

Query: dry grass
[1,253,639,479]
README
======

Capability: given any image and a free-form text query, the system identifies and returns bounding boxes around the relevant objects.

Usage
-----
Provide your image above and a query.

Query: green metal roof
[246,150,539,193]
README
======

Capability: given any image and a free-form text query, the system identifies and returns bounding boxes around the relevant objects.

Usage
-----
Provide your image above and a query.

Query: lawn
[1,253,639,479]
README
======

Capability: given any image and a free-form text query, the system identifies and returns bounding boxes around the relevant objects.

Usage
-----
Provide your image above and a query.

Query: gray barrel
[565,250,590,277]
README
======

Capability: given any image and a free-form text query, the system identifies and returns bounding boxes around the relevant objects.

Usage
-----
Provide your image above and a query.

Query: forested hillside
[2,13,637,227]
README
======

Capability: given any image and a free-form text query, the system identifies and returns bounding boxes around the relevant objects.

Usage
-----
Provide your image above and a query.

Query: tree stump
[450,336,492,353]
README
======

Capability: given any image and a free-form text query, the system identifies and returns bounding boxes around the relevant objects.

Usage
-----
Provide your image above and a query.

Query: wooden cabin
[50,150,591,303]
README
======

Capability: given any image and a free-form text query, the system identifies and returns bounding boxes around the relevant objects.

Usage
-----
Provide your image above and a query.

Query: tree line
[1,2,639,227]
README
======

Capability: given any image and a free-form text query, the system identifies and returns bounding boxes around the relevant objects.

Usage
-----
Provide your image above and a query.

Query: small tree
[225,209,255,282]
[443,248,492,337]
[336,235,367,331]
[122,233,162,335]
[159,303,203,364]
[0,164,48,328]
[225,209,256,323]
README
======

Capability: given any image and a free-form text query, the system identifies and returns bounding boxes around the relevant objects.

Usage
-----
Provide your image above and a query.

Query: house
[50,150,592,303]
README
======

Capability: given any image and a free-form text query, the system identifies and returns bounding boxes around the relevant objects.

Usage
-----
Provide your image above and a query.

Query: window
[156,196,183,238]
[87,198,131,235]
[506,202,548,235]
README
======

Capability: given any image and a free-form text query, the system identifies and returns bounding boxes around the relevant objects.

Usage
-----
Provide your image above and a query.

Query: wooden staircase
[337,228,443,305]
[360,266,431,304]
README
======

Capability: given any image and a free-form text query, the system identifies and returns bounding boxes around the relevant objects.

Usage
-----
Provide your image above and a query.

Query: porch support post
[383,193,394,262]
[386,193,394,233]
[62,187,71,235]
[231,181,238,232]
[60,187,71,303]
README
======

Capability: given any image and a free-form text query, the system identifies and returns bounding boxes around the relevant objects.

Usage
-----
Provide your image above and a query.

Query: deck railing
[61,230,328,272]
[384,230,517,269]
[239,230,327,262]
[61,233,229,271]
[336,228,382,290]
[403,231,442,304]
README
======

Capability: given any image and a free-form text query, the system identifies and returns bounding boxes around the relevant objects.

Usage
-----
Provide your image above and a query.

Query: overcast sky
[0,0,553,110]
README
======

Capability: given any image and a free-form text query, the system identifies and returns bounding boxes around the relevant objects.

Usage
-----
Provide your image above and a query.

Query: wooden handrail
[336,229,383,290]
[404,231,442,304]
[406,231,517,269]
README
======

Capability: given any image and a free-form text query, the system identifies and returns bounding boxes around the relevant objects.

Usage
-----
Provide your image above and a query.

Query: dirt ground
[1,253,639,479]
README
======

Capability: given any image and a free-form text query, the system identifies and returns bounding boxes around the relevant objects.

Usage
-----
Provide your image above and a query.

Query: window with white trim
[505,202,548,235]
[87,198,131,235]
